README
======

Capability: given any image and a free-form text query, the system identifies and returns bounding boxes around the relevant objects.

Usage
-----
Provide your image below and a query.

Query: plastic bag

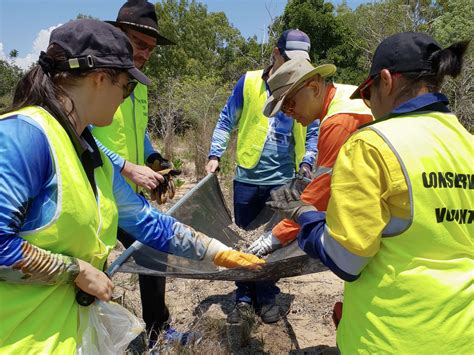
[77,300,145,355]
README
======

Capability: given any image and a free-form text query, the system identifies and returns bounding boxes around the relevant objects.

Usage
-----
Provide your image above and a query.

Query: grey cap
[46,19,151,85]
[264,58,336,117]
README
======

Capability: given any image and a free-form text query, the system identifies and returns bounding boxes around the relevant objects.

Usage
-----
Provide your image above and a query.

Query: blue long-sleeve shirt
[209,73,319,185]
[0,115,209,283]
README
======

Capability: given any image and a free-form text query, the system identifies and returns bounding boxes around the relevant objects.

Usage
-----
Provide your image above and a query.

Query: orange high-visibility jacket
[272,84,373,244]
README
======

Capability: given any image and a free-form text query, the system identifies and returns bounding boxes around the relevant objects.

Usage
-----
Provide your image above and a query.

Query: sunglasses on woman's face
[359,74,379,108]
[111,76,138,99]
[122,79,138,99]
[359,72,402,108]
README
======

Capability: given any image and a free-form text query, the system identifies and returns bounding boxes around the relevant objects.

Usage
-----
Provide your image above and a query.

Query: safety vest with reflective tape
[92,82,148,192]
[236,69,307,170]
[314,83,372,178]
[0,106,118,354]
[337,111,474,354]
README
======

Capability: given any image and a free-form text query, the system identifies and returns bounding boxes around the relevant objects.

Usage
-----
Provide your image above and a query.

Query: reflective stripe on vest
[0,106,118,354]
[236,69,307,170]
[314,166,332,177]
[337,111,474,354]
[92,82,148,192]
[315,84,371,182]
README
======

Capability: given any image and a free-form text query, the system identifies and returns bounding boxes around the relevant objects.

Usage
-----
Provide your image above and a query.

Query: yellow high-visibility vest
[337,111,474,354]
[92,83,149,192]
[236,69,307,170]
[0,106,118,354]
[322,83,372,126]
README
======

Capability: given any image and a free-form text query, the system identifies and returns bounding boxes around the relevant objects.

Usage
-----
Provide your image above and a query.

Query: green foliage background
[0,0,472,163]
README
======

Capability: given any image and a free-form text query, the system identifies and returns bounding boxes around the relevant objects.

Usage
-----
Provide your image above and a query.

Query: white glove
[247,231,282,257]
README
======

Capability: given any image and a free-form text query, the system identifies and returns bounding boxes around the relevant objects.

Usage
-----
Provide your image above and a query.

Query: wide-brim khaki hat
[264,58,336,117]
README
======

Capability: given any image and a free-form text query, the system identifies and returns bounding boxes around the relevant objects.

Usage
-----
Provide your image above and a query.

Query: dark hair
[278,48,291,62]
[375,40,470,100]
[1,44,124,134]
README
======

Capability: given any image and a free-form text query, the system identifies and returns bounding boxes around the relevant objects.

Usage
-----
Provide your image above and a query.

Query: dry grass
[110,140,342,354]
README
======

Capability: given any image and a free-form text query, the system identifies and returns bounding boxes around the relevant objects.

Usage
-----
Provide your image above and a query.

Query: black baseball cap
[107,0,175,45]
[47,19,151,85]
[351,32,442,99]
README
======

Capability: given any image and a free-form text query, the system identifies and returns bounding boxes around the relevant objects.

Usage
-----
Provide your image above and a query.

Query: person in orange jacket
[248,58,373,256]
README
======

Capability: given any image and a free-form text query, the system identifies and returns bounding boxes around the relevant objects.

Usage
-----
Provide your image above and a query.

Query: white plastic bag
[77,300,145,355]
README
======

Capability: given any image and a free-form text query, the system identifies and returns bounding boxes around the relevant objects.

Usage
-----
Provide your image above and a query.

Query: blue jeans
[233,180,282,306]
[233,180,282,230]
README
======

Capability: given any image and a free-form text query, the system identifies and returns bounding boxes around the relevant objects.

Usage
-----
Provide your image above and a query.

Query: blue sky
[0,0,368,69]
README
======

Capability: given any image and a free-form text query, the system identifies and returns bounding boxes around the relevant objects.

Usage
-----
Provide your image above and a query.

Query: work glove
[289,174,310,196]
[214,250,265,269]
[247,231,282,257]
[298,163,312,179]
[204,239,265,269]
[147,153,182,204]
[147,152,172,171]
[267,186,316,223]
[150,168,182,204]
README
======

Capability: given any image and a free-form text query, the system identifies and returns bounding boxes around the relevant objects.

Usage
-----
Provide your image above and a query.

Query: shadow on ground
[290,345,340,354]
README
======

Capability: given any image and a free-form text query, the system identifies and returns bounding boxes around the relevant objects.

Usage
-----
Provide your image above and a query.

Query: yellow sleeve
[326,129,407,257]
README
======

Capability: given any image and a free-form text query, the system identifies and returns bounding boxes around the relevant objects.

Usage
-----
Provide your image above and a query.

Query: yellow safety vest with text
[337,111,474,354]
[0,106,118,354]
[236,69,307,170]
[92,83,149,192]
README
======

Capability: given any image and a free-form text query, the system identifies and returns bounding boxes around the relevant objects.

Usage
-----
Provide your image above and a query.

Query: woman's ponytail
[430,40,470,80]
[398,39,471,96]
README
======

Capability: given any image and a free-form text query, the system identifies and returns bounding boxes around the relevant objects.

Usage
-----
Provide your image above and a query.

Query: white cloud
[0,42,6,60]
[8,24,62,70]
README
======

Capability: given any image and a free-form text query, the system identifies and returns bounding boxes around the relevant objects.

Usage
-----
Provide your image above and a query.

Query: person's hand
[122,161,164,190]
[247,231,282,257]
[74,260,113,302]
[213,250,266,269]
[206,157,219,173]
[267,186,316,222]
[298,163,312,179]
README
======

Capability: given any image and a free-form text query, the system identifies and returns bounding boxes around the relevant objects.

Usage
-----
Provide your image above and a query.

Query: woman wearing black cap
[268,32,472,353]
[0,19,263,353]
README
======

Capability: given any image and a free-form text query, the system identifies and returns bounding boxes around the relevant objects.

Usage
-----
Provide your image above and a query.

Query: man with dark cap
[206,30,319,324]
[91,0,188,346]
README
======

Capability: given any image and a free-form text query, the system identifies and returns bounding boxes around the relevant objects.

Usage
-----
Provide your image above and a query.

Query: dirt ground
[110,169,343,354]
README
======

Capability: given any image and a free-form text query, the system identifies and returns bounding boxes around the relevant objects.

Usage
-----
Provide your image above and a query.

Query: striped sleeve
[208,74,245,158]
[301,119,319,167]
[297,211,372,281]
